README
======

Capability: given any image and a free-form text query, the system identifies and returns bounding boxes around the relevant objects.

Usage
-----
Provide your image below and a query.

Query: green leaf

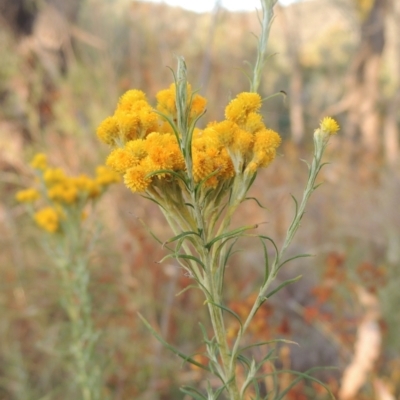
[145,169,189,189]
[259,235,279,260]
[237,353,252,370]
[138,313,210,372]
[245,171,258,192]
[180,386,207,400]
[265,275,302,298]
[206,224,258,249]
[194,167,222,199]
[260,237,270,286]
[163,230,201,245]
[173,254,206,270]
[273,367,337,400]
[244,196,269,210]
[207,301,243,331]
[278,253,313,270]
[175,284,200,297]
[140,194,166,211]
[239,339,298,354]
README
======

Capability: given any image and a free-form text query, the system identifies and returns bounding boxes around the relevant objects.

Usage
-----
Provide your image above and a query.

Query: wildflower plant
[16,154,120,400]
[97,0,339,398]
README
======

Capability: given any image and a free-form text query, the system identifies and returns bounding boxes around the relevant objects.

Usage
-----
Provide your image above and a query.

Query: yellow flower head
[72,175,101,199]
[117,90,147,112]
[156,84,177,116]
[30,153,47,171]
[145,132,185,173]
[190,94,207,119]
[243,112,265,134]
[96,116,120,146]
[225,92,262,124]
[34,207,60,233]
[192,130,234,187]
[47,181,78,204]
[124,164,152,192]
[231,129,254,155]
[16,188,40,203]
[43,168,67,187]
[246,128,281,173]
[206,120,238,147]
[320,117,340,135]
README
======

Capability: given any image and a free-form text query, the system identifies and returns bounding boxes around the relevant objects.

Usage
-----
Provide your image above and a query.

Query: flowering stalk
[95,0,338,397]
[16,155,120,400]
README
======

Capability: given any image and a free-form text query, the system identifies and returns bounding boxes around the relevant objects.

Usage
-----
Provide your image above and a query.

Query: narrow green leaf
[278,253,313,270]
[173,254,206,270]
[145,169,189,189]
[163,230,201,245]
[180,386,207,400]
[239,339,298,354]
[273,367,336,400]
[140,195,166,211]
[206,224,258,249]
[259,235,279,259]
[260,238,270,286]
[265,275,302,298]
[175,284,200,297]
[138,313,210,372]
[237,354,252,370]
[207,301,243,331]
[244,196,269,210]
[194,167,222,199]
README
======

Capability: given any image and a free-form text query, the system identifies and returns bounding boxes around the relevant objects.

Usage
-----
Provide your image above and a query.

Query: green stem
[230,141,327,378]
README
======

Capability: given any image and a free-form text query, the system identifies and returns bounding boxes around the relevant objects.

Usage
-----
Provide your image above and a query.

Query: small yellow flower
[190,94,207,118]
[15,188,40,203]
[124,164,152,192]
[320,117,339,135]
[34,207,60,233]
[225,92,262,124]
[156,84,177,116]
[47,182,78,204]
[96,116,120,146]
[43,168,67,186]
[106,148,136,174]
[30,153,47,170]
[117,89,147,112]
[95,166,121,186]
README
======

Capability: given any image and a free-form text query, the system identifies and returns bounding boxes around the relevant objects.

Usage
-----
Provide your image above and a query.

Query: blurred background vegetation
[1,0,400,398]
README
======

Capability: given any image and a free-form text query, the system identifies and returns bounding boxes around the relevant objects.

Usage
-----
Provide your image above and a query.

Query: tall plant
[96,0,339,397]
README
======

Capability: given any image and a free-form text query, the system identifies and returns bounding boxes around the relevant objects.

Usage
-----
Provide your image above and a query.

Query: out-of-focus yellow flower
[95,166,121,186]
[320,117,340,135]
[72,175,101,198]
[44,168,67,186]
[34,207,60,233]
[48,182,78,204]
[16,188,40,203]
[30,153,48,171]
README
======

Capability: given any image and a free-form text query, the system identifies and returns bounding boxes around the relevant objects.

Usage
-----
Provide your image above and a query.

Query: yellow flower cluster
[16,154,120,233]
[98,85,281,193]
